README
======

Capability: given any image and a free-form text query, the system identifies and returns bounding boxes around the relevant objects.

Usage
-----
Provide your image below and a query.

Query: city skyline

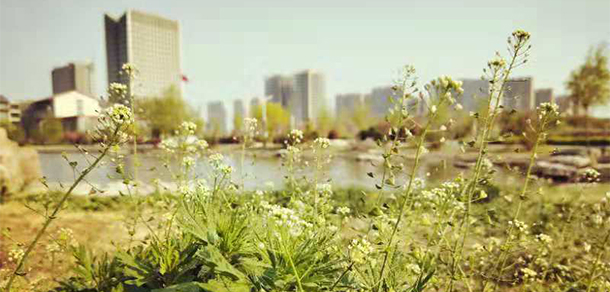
[1,0,610,118]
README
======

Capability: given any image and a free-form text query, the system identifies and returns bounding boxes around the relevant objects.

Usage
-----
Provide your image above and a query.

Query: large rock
[548,155,591,168]
[534,161,578,181]
[596,164,610,182]
[0,128,42,197]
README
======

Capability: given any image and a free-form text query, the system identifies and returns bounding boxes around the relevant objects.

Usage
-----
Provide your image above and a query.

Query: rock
[355,153,384,164]
[534,161,578,181]
[548,155,591,168]
[596,164,610,182]
[598,156,610,164]
[0,128,42,197]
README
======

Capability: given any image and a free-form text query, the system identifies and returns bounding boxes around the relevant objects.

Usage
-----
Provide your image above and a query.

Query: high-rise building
[459,78,490,112]
[336,93,364,116]
[535,88,554,106]
[366,86,398,118]
[105,10,182,98]
[503,77,534,111]
[292,70,326,125]
[233,99,246,132]
[265,75,293,109]
[52,62,96,96]
[234,99,246,121]
[207,101,227,135]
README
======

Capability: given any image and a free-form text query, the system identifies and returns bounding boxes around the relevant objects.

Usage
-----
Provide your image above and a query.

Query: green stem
[4,133,115,291]
[376,111,436,291]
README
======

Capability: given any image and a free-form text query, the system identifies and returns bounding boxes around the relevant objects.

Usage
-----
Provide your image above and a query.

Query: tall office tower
[366,86,398,118]
[459,78,490,112]
[234,99,246,120]
[504,77,534,111]
[52,62,96,96]
[233,99,246,132]
[292,70,326,125]
[265,75,293,109]
[105,10,182,98]
[207,101,227,135]
[335,93,364,116]
[535,88,554,106]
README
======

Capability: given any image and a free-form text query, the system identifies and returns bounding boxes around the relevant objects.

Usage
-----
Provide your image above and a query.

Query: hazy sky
[1,0,609,117]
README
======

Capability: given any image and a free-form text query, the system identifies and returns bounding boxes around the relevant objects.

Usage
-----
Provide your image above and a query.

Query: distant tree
[40,118,63,144]
[351,104,375,132]
[137,85,204,139]
[0,122,25,143]
[233,113,243,135]
[315,106,334,137]
[567,44,610,146]
[251,102,290,142]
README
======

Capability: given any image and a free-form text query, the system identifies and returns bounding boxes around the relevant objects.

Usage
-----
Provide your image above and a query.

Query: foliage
[136,86,204,139]
[567,44,610,113]
[39,117,64,144]
[251,102,290,140]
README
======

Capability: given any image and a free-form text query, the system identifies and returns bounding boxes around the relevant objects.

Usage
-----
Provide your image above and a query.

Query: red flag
[181,74,189,82]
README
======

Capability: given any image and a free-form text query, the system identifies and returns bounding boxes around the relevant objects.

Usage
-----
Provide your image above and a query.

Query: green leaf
[152,282,204,292]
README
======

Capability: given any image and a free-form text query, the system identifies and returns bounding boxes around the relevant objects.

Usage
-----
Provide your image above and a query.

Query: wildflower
[430,105,437,114]
[108,82,128,98]
[196,139,209,151]
[582,168,600,182]
[313,137,331,149]
[8,247,25,263]
[121,63,138,78]
[520,267,537,280]
[508,220,528,233]
[337,206,351,216]
[455,103,463,110]
[182,156,195,168]
[180,121,197,135]
[537,102,560,118]
[512,29,531,41]
[488,57,506,69]
[348,237,374,264]
[315,183,333,196]
[244,118,258,137]
[106,104,133,127]
[535,233,552,245]
[439,125,447,131]
[289,129,304,144]
[584,242,592,253]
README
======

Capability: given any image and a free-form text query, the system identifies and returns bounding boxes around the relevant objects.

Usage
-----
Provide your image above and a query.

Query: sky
[1,0,609,118]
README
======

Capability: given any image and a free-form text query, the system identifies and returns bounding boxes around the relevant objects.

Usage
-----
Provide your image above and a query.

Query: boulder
[596,164,610,182]
[0,128,42,197]
[534,161,578,181]
[548,155,591,168]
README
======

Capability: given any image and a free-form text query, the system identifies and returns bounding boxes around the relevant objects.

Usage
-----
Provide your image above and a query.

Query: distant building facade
[366,86,398,118]
[535,88,554,106]
[292,70,326,125]
[265,75,293,109]
[52,62,95,96]
[503,77,534,111]
[22,91,101,136]
[207,101,227,135]
[336,93,364,116]
[459,78,490,112]
[0,95,21,124]
[105,10,182,98]
[234,99,246,120]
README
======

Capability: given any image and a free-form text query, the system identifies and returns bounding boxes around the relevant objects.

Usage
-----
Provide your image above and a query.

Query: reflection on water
[39,151,460,191]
